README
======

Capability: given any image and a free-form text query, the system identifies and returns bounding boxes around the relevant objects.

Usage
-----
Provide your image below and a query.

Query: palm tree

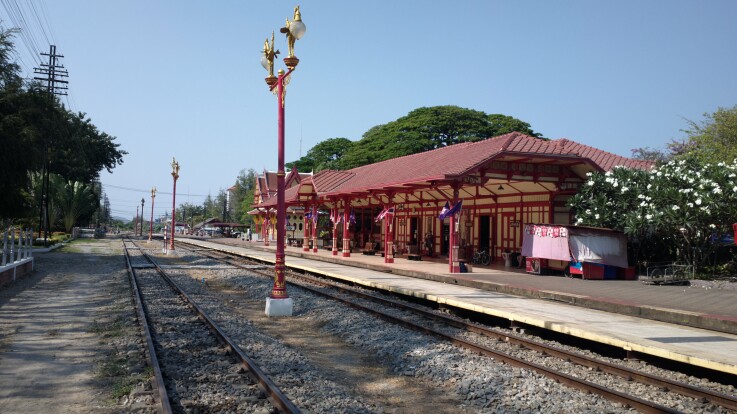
[50,175,98,233]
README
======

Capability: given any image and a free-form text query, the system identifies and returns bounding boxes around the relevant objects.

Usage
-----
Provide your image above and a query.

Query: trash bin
[502,252,512,267]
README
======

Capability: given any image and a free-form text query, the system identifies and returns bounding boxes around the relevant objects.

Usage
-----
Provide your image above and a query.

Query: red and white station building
[250,132,652,273]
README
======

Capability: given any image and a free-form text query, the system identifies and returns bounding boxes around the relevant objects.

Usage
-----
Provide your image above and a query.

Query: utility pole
[33,45,68,245]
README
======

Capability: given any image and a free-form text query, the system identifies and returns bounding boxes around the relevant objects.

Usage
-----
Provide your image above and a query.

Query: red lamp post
[170,158,180,251]
[135,206,139,237]
[140,198,145,236]
[261,6,306,316]
[149,187,156,242]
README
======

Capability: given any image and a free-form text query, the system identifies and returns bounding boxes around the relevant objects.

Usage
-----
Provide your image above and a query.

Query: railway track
[178,241,737,414]
[122,239,300,413]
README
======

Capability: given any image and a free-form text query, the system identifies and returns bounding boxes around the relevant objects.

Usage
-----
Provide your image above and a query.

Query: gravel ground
[161,246,635,413]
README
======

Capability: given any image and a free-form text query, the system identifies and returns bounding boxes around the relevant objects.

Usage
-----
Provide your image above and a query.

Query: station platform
[176,237,737,376]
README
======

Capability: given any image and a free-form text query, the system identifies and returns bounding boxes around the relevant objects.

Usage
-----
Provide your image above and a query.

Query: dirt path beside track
[0,238,146,414]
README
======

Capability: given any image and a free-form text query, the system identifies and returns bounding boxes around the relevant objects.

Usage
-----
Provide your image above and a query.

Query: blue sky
[3,1,736,220]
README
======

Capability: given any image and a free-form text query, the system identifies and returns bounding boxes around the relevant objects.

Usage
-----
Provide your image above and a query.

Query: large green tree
[231,168,257,225]
[287,137,353,172]
[681,105,737,165]
[339,106,542,169]
[0,25,126,222]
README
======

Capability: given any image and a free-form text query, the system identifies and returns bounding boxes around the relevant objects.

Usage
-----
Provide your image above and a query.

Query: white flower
[729,173,736,178]
[595,214,600,219]
[645,214,653,220]
[672,205,680,211]
[687,203,694,208]
[647,184,652,189]
[733,186,737,192]
[612,181,618,188]
[585,209,591,215]
[621,186,628,192]
[587,180,594,186]
[709,224,716,229]
[576,218,583,224]
[586,172,592,177]
[713,187,722,194]
[638,194,646,199]
[695,198,702,205]
[639,201,648,207]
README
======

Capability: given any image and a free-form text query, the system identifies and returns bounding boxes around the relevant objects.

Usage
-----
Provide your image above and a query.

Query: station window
[299,223,303,230]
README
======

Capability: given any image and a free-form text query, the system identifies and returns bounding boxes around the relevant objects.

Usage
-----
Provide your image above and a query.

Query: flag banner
[304,211,312,220]
[349,208,356,225]
[439,200,462,220]
[330,208,342,225]
[375,207,396,222]
[384,207,395,218]
[375,207,387,222]
[438,201,450,220]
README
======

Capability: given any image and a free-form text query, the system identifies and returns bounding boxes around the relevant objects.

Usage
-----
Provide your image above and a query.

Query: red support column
[311,204,318,253]
[342,203,351,257]
[332,207,338,256]
[449,186,460,273]
[302,209,309,252]
[170,178,177,251]
[148,190,155,242]
[385,210,394,264]
[263,214,270,246]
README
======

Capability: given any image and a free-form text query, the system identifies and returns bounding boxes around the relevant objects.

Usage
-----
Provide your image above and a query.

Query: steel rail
[182,243,736,413]
[122,240,173,414]
[289,271,737,412]
[131,240,301,414]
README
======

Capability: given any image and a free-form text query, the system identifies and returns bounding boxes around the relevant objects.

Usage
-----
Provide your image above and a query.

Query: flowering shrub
[569,157,737,269]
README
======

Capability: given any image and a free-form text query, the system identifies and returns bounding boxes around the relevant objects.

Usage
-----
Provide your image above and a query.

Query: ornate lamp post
[140,198,145,236]
[135,206,139,237]
[149,187,156,242]
[170,158,180,251]
[261,5,306,317]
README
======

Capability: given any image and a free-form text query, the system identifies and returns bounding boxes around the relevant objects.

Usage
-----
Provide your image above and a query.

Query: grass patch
[110,368,152,400]
[98,356,128,378]
[88,319,126,338]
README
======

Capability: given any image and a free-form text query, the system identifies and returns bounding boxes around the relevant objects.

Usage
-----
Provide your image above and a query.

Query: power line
[102,183,212,198]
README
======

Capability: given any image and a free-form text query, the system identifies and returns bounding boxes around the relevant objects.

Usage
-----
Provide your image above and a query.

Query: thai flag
[439,200,463,220]
[304,211,312,220]
[438,201,450,220]
[376,207,395,222]
[375,208,385,222]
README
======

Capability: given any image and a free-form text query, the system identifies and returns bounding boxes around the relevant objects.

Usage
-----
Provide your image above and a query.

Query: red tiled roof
[256,185,300,207]
[317,133,653,196]
[253,133,654,205]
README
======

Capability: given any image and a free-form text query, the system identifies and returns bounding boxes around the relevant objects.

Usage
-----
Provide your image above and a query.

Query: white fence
[1,227,35,282]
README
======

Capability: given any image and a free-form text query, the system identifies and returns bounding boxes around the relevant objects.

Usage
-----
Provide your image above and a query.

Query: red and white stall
[521,224,634,280]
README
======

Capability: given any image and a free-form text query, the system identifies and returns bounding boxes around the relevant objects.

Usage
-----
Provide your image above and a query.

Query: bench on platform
[407,254,422,261]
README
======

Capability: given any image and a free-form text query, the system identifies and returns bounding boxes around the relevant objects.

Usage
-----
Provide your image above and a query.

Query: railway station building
[250,132,653,273]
